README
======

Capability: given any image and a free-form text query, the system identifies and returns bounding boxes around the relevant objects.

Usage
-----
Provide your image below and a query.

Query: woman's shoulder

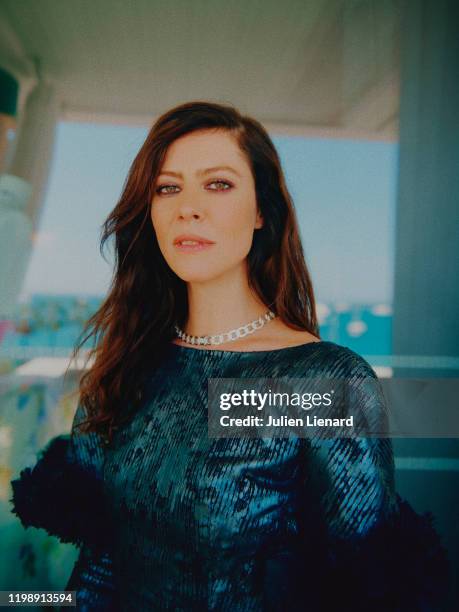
[287,339,378,380]
[255,323,377,380]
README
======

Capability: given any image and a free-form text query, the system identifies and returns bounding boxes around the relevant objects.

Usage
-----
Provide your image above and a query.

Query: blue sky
[22,121,398,303]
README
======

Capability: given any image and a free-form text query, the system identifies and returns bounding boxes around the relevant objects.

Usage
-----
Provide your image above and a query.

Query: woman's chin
[173,267,223,284]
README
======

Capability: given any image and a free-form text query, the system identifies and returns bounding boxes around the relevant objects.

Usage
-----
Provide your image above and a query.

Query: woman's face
[150,129,263,283]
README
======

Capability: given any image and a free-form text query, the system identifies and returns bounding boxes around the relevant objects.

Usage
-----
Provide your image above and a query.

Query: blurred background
[0,0,458,609]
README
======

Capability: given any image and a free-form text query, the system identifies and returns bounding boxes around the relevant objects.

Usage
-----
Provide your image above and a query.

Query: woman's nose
[175,184,207,220]
[177,207,203,221]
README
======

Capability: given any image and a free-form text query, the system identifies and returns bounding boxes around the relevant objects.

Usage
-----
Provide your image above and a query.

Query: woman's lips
[174,241,215,252]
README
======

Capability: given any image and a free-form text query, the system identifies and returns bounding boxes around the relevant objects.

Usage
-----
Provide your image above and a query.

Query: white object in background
[373,366,393,378]
[371,303,392,316]
[0,173,33,318]
[14,355,94,378]
[316,302,331,324]
[346,318,368,337]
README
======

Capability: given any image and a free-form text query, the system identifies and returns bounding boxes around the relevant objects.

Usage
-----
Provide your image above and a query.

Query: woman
[10,101,450,611]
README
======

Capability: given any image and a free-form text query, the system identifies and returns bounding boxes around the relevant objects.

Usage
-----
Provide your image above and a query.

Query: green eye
[156,185,178,195]
[208,180,232,190]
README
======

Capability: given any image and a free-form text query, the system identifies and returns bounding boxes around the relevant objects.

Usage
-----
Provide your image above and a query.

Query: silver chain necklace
[174,310,277,346]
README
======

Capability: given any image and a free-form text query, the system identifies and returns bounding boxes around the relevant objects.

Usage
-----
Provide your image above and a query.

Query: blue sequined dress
[10,341,451,611]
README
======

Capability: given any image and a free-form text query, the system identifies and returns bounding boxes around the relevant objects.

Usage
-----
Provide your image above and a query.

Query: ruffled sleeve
[293,354,452,612]
[9,403,118,610]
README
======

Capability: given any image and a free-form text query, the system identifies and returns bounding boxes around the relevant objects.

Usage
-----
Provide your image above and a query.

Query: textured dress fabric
[10,341,451,611]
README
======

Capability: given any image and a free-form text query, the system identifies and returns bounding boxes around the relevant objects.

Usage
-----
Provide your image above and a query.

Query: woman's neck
[183,267,269,337]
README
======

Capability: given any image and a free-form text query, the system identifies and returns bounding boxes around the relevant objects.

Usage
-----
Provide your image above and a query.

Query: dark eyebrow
[158,165,241,179]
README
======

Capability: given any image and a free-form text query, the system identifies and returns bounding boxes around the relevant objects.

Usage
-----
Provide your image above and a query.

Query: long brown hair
[69,100,320,443]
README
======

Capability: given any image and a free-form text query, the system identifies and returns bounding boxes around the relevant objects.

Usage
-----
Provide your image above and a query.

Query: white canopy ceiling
[0,0,401,139]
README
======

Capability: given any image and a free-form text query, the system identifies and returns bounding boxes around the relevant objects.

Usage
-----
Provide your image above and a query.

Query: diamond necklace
[174,310,277,346]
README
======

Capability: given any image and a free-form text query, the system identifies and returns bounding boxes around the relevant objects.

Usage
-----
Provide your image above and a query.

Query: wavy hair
[68,100,320,443]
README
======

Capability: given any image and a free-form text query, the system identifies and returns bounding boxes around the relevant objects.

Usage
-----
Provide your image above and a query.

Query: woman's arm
[61,403,118,611]
[63,546,117,612]
[10,403,118,610]
[295,356,451,611]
